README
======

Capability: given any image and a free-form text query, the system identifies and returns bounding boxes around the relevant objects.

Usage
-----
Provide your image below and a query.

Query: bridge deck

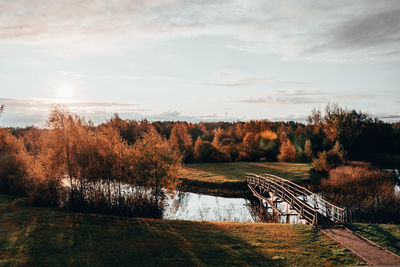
[245,173,345,226]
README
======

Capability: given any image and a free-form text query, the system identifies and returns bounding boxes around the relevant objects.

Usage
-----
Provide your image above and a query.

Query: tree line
[97,103,398,171]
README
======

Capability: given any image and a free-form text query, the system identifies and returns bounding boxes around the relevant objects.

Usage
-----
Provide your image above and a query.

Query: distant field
[178,162,324,196]
[180,162,322,184]
[350,224,400,256]
[0,194,361,266]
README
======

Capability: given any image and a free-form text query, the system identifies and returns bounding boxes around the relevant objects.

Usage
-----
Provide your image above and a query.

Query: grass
[0,194,361,266]
[179,162,324,196]
[349,223,400,256]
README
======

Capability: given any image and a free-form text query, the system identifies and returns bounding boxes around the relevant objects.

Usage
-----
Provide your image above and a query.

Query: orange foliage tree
[169,123,193,162]
[277,139,296,162]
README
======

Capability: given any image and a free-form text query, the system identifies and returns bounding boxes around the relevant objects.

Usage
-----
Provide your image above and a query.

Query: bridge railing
[246,174,318,225]
[245,173,345,225]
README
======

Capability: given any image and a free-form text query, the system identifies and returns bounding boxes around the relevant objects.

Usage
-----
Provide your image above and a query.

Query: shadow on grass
[178,178,249,197]
[1,194,277,266]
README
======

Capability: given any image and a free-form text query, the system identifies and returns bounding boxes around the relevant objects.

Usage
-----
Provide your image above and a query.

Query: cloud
[1,0,399,60]
[0,97,143,127]
[270,114,308,123]
[232,90,374,105]
[199,72,312,89]
[373,113,400,122]
[158,111,181,117]
[0,97,240,127]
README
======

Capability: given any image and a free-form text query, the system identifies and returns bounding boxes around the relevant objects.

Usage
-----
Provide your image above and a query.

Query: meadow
[0,194,361,266]
[178,162,323,196]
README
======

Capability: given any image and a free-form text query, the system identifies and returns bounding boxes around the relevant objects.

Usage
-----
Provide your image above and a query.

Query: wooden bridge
[245,173,345,227]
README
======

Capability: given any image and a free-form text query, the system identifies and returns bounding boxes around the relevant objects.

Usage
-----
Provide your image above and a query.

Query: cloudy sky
[1,0,399,126]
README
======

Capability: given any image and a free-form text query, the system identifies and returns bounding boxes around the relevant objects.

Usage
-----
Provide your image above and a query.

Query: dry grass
[322,165,399,223]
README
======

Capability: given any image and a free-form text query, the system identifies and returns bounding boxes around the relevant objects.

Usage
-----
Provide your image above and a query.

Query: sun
[57,84,74,99]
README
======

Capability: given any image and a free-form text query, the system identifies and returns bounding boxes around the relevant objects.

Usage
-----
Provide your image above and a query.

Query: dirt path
[321,228,400,266]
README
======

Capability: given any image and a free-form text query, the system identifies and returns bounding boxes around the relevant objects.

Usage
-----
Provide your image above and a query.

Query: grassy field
[0,194,361,266]
[179,162,323,196]
[349,224,400,256]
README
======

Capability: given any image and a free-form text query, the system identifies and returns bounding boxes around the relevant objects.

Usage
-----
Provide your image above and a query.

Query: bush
[312,141,345,174]
[194,137,231,163]
[295,150,309,162]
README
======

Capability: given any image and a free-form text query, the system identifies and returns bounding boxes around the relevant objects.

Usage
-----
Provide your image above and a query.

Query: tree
[304,139,313,160]
[0,104,4,115]
[277,139,296,162]
[169,123,193,162]
[133,128,182,204]
[193,137,230,163]
[323,103,373,155]
[242,132,260,161]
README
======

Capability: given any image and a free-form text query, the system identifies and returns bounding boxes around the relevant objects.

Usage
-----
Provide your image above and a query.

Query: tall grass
[322,165,400,223]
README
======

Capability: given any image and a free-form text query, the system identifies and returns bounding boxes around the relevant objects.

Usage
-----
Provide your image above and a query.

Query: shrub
[322,165,399,223]
[295,150,309,162]
[193,137,231,163]
[312,151,332,175]
[312,141,345,174]
[236,151,251,162]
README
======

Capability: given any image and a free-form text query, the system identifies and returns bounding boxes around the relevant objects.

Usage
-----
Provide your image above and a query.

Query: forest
[0,103,399,222]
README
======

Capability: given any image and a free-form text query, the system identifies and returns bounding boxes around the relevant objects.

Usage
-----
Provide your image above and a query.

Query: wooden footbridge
[245,173,345,227]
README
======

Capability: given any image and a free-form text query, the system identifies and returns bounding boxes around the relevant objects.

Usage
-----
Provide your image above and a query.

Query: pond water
[162,191,303,224]
[163,192,254,222]
[62,178,303,223]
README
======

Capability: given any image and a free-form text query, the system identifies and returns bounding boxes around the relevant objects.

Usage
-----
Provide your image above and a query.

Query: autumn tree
[277,139,296,162]
[241,132,260,161]
[304,139,313,161]
[133,128,182,206]
[323,103,373,155]
[193,137,230,163]
[0,128,32,195]
[169,123,193,162]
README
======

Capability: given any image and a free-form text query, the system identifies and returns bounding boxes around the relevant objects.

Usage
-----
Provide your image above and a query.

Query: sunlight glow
[57,84,74,99]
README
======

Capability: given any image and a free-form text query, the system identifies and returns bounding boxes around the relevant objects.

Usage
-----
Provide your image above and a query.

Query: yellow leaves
[277,139,296,162]
[259,130,278,140]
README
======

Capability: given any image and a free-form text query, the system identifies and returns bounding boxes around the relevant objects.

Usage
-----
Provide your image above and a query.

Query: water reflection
[163,191,254,222]
[246,197,304,224]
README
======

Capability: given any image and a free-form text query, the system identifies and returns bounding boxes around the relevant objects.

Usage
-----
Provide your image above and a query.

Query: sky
[0,0,399,127]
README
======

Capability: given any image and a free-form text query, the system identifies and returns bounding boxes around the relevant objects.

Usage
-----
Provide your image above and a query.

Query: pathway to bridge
[321,228,400,266]
[246,173,400,266]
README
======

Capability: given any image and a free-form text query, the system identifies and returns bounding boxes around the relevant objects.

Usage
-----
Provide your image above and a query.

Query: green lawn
[179,162,323,196]
[0,194,361,266]
[349,223,400,256]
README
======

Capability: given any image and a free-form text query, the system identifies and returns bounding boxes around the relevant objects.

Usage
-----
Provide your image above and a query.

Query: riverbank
[0,194,361,266]
[178,162,323,197]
